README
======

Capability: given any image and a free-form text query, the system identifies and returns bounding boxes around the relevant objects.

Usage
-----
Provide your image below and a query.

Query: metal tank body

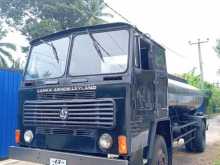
[168,79,204,111]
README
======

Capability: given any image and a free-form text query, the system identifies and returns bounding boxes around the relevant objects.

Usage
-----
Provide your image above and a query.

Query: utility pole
[189,38,209,89]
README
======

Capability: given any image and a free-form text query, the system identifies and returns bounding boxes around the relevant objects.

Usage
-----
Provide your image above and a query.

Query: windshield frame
[24,34,72,81]
[67,27,131,78]
[23,26,131,81]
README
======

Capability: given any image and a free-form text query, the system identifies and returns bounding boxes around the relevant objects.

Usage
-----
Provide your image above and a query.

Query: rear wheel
[185,121,206,152]
[150,135,168,165]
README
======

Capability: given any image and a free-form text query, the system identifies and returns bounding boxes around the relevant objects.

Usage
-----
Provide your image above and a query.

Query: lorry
[9,22,207,165]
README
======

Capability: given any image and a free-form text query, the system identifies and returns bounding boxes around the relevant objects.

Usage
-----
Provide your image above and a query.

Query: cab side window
[140,39,150,70]
[135,37,150,70]
[155,46,166,70]
[134,37,141,68]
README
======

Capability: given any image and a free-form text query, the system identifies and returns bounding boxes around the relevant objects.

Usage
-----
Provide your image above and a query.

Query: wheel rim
[157,148,166,165]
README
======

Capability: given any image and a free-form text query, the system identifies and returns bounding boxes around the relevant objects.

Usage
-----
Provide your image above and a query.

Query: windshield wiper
[40,40,59,63]
[86,29,112,62]
[86,29,124,69]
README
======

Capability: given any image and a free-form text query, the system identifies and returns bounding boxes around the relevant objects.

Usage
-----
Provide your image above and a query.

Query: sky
[104,0,220,83]
[3,0,220,83]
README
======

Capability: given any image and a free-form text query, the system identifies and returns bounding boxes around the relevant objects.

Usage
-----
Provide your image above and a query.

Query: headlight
[24,130,34,143]
[99,133,113,150]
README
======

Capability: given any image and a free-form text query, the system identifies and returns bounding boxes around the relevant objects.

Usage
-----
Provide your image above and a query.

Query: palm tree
[87,0,113,25]
[0,42,16,68]
[215,39,220,57]
[0,26,17,68]
[76,0,113,26]
[11,57,24,70]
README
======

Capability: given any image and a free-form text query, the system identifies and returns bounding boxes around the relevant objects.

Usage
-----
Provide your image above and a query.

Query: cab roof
[30,22,131,44]
[30,22,164,50]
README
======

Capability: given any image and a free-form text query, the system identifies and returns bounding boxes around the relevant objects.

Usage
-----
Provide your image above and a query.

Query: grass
[214,160,220,165]
[213,151,220,165]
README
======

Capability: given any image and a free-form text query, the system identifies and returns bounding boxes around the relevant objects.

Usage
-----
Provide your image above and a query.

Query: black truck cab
[10,23,206,165]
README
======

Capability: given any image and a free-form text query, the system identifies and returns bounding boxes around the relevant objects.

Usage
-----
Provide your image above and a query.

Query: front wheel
[150,135,168,165]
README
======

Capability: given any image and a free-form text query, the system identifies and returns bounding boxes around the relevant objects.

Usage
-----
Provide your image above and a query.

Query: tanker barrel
[168,78,204,111]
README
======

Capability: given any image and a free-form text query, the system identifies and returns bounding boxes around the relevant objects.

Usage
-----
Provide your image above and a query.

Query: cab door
[152,44,168,118]
[130,35,155,154]
[130,35,168,153]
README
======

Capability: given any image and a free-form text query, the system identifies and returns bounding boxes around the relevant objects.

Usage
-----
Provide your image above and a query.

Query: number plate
[50,158,66,165]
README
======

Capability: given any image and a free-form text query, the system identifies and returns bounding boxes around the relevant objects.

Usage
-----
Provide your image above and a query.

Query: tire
[150,135,168,165]
[185,121,206,152]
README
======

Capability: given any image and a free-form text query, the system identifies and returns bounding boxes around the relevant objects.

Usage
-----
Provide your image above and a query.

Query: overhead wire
[104,2,132,24]
[104,2,199,70]
[104,2,188,58]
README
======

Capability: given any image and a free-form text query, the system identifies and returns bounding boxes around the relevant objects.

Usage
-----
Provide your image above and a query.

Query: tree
[182,70,220,114]
[11,58,24,70]
[0,0,112,40]
[0,25,16,68]
[215,39,220,58]
[182,69,201,88]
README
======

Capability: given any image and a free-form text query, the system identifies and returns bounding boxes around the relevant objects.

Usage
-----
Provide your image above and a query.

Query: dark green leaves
[215,39,220,58]
[0,0,111,40]
[182,71,220,114]
[0,25,17,68]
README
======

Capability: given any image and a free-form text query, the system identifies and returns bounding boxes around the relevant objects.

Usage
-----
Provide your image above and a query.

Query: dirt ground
[1,115,220,165]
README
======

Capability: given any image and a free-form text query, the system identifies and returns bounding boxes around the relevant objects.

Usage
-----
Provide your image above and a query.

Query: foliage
[215,39,220,58]
[0,25,17,68]
[182,71,201,88]
[21,46,30,54]
[182,71,220,114]
[0,0,112,40]
[11,58,24,70]
[214,160,220,165]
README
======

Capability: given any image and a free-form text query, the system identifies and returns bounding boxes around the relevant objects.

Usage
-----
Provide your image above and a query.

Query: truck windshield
[69,29,129,76]
[25,29,129,80]
[25,37,70,80]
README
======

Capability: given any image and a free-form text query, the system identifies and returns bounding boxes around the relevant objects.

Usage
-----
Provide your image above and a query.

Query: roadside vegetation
[0,26,17,68]
[0,0,111,40]
[182,70,220,114]
[0,0,111,69]
[213,150,220,165]
[214,160,220,165]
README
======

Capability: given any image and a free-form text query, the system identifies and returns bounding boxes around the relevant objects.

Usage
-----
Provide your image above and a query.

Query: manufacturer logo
[37,85,97,93]
[59,108,69,120]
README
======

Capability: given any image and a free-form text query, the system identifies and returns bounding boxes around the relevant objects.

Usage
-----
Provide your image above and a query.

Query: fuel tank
[168,79,204,111]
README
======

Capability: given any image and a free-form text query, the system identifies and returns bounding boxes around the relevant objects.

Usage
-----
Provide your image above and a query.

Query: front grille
[23,99,115,128]
[37,90,96,100]
[36,127,94,136]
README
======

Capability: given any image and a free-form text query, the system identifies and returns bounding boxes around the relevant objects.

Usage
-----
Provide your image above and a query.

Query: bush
[181,71,220,114]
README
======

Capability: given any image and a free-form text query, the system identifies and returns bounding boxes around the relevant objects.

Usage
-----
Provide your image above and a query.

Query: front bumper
[9,146,128,165]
